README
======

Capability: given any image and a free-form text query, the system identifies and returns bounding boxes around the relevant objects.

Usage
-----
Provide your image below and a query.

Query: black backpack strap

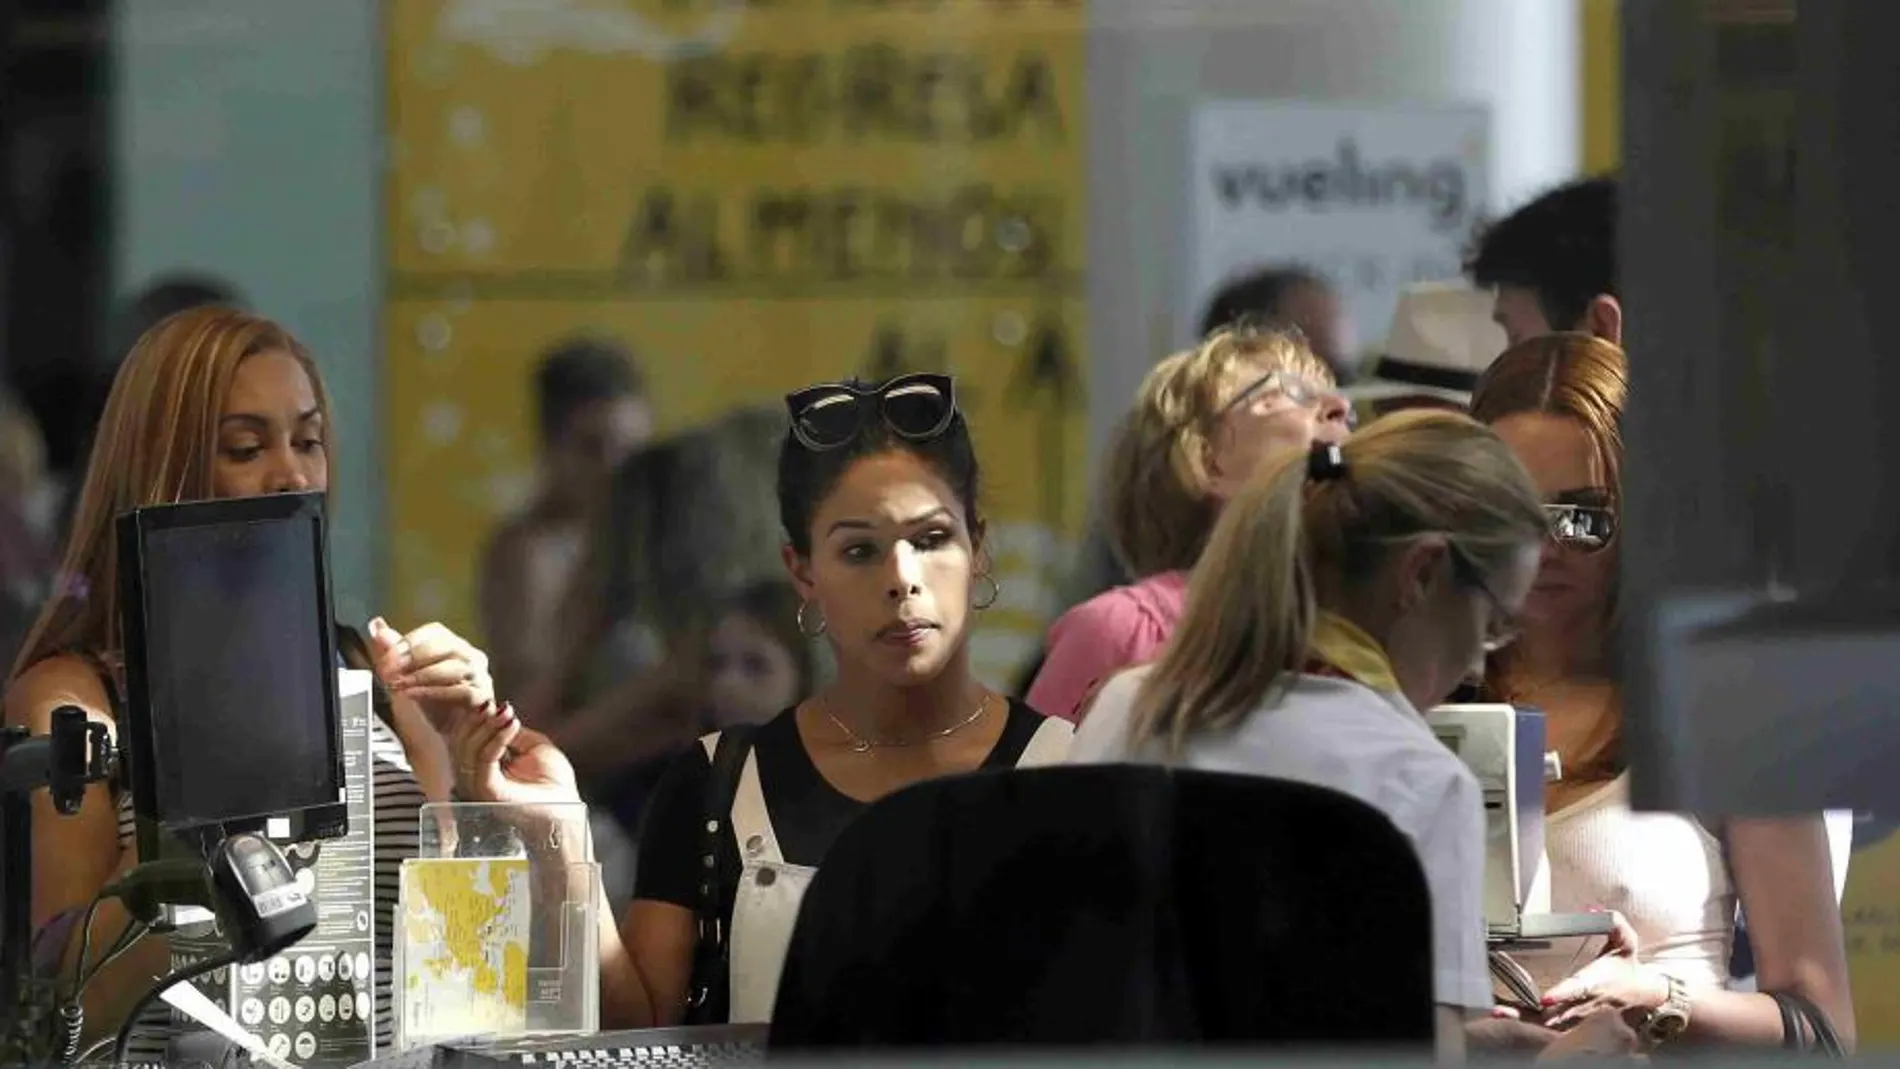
[685,724,758,1024]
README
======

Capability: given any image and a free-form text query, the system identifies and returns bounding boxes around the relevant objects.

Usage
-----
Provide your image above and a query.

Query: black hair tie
[1307,441,1348,482]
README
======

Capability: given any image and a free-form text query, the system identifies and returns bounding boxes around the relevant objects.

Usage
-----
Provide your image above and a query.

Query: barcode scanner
[208,833,317,963]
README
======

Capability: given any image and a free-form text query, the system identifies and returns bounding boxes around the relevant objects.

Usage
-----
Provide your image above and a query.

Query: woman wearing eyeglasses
[1069,412,1560,1059]
[445,373,1072,1027]
[1027,325,1354,723]
[1471,334,1855,1052]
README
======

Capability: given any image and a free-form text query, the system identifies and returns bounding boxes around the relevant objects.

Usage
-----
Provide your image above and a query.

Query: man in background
[479,335,653,701]
[1198,264,1355,384]
[108,272,248,360]
[23,272,249,541]
[1465,176,1621,347]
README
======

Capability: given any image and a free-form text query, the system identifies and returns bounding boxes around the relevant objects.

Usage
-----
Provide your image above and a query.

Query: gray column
[1622,0,1900,815]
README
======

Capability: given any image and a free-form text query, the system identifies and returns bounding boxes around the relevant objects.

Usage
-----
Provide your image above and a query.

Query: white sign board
[1186,100,1490,360]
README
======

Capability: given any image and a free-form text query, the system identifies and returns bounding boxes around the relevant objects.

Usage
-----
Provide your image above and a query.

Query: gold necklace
[824,693,992,754]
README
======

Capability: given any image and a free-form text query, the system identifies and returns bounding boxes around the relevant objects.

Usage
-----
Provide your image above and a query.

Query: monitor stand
[0,709,113,1051]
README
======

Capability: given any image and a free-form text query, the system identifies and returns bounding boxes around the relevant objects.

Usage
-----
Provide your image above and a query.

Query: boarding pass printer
[1425,704,1613,946]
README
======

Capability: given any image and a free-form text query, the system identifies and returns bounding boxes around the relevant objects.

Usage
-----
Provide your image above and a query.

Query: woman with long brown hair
[1472,333,1854,1050]
[4,308,495,1058]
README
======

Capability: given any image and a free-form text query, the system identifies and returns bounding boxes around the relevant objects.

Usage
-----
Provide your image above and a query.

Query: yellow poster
[1844,823,1900,1048]
[383,0,1088,687]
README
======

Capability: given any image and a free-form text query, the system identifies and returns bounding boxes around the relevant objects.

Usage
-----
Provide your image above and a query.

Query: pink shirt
[1026,571,1190,724]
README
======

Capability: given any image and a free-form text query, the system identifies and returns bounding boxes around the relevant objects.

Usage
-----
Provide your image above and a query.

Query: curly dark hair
[1466,176,1619,331]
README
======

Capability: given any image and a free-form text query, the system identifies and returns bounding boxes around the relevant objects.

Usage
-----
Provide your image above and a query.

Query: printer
[1425,704,1610,945]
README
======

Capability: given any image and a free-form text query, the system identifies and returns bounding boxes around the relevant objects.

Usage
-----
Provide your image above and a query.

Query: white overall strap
[1015,715,1075,768]
[727,751,786,866]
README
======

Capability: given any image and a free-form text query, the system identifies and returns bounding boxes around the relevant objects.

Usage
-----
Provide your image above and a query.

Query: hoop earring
[973,573,1001,611]
[796,600,828,638]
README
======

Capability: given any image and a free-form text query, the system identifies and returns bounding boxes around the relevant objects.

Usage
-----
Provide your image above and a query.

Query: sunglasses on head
[785,373,958,452]
[1546,502,1616,553]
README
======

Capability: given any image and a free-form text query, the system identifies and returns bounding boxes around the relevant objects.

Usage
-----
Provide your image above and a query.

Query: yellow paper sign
[1844,824,1900,1046]
[399,857,532,1040]
[384,0,1089,686]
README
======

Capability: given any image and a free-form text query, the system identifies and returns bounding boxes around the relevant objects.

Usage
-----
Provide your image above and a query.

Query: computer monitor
[1425,704,1549,937]
[116,491,347,860]
[1427,703,1614,948]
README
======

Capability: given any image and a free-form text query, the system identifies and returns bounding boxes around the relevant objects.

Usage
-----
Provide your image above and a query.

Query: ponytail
[1129,445,1320,753]
[1124,410,1547,755]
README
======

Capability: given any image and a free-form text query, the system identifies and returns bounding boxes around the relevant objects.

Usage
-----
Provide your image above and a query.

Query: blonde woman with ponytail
[1070,410,1596,1059]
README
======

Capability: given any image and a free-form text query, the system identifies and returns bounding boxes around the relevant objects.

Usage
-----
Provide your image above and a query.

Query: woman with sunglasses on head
[1027,325,1353,723]
[1471,334,1854,1051]
[1067,411,1588,1060]
[446,373,1073,1027]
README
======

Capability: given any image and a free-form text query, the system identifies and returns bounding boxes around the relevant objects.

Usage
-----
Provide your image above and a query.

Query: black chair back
[769,763,1436,1051]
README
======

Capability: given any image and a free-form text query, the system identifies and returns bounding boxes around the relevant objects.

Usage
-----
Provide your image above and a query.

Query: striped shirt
[115,713,424,1058]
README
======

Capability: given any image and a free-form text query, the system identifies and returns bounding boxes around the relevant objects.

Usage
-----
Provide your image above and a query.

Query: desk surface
[356,1025,768,1069]
[1489,911,1616,946]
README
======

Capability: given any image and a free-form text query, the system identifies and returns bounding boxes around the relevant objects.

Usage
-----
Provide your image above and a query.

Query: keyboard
[357,1025,768,1068]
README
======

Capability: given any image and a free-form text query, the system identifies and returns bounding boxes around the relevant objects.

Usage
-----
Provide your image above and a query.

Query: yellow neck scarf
[1307,611,1402,694]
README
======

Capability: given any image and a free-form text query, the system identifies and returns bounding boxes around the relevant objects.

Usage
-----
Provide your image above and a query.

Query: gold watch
[1642,973,1692,1044]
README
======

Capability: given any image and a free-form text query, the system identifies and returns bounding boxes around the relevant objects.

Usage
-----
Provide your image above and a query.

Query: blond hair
[1131,409,1546,752]
[1105,325,1334,577]
[10,307,330,680]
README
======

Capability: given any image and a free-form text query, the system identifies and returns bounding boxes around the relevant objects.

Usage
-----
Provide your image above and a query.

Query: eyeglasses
[785,373,958,452]
[1546,502,1616,553]
[1447,543,1521,653]
[1219,370,1357,428]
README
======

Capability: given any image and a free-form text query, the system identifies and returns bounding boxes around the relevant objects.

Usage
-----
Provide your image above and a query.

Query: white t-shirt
[1070,665,1493,1011]
[1517,774,1735,993]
